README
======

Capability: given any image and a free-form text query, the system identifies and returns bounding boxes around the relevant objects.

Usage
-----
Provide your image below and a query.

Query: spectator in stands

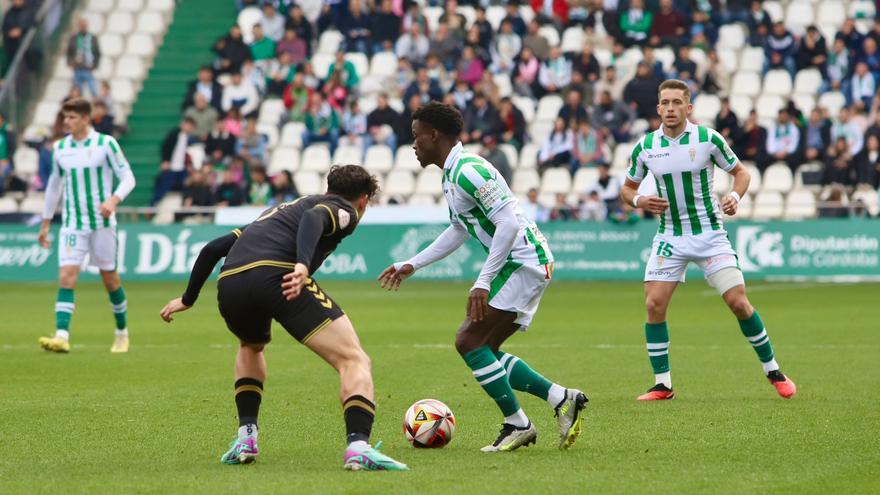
[285,4,313,56]
[303,92,340,154]
[765,109,801,171]
[396,23,430,67]
[466,24,492,68]
[222,72,260,118]
[573,119,606,169]
[216,166,247,207]
[91,101,114,136]
[558,90,589,128]
[836,18,865,56]
[579,190,607,221]
[36,136,52,191]
[341,100,368,151]
[365,93,399,152]
[832,107,865,156]
[184,93,219,141]
[183,67,223,112]
[2,0,33,68]
[473,6,494,50]
[457,46,485,87]
[322,70,347,111]
[502,2,527,37]
[827,38,850,92]
[222,107,244,137]
[513,46,541,97]
[429,22,462,71]
[480,135,513,185]
[850,62,876,109]
[461,93,501,145]
[649,0,688,48]
[594,66,625,104]
[276,28,307,66]
[795,26,828,77]
[674,45,698,80]
[438,0,467,40]
[342,0,372,55]
[702,50,731,95]
[538,47,573,96]
[182,168,215,211]
[593,89,634,144]
[531,0,569,27]
[259,3,285,42]
[586,163,621,211]
[746,0,772,47]
[242,59,267,96]
[624,62,662,119]
[66,17,100,98]
[550,193,577,221]
[764,22,796,77]
[520,188,549,222]
[498,97,526,151]
[371,0,401,54]
[853,134,880,187]
[0,113,11,194]
[822,137,856,186]
[638,46,663,81]
[395,94,422,147]
[404,67,443,106]
[803,108,832,162]
[213,25,251,74]
[491,20,522,75]
[249,24,276,70]
[425,54,452,90]
[282,72,313,123]
[266,51,296,97]
[572,43,601,83]
[270,170,299,205]
[248,165,273,206]
[236,117,268,165]
[401,2,428,34]
[522,19,550,61]
[734,110,769,165]
[538,117,575,174]
[817,185,850,218]
[206,119,237,164]
[858,37,880,81]
[619,0,652,47]
[154,117,197,205]
[715,98,739,140]
[563,71,593,112]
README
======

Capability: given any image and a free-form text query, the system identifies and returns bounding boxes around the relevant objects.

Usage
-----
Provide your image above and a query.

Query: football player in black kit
[160,165,408,471]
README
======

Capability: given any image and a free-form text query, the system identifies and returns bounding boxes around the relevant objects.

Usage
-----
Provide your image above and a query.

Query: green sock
[738,310,775,363]
[645,322,670,374]
[55,288,75,332]
[462,346,522,417]
[492,350,565,405]
[108,287,127,331]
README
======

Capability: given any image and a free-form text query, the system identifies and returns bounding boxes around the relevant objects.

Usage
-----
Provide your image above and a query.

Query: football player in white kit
[620,80,796,401]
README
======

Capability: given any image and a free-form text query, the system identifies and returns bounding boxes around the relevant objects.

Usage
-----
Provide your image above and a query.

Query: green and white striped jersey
[627,122,737,236]
[441,143,553,267]
[49,130,133,230]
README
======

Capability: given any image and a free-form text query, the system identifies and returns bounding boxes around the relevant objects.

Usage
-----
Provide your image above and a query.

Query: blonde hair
[658,79,691,103]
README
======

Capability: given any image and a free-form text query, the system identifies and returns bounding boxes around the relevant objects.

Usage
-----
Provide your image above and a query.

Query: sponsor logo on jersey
[689,148,696,161]
[338,209,351,229]
[646,152,670,159]
[477,179,505,208]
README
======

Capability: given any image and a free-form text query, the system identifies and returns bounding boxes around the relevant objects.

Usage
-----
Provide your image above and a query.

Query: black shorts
[216,266,344,345]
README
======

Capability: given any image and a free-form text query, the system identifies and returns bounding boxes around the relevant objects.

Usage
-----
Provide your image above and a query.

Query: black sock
[343,395,375,445]
[234,378,263,426]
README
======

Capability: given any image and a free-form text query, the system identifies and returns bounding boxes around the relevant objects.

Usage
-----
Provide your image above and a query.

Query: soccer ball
[403,399,456,448]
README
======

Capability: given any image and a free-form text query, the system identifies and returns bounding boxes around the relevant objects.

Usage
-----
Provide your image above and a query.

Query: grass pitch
[2,280,878,494]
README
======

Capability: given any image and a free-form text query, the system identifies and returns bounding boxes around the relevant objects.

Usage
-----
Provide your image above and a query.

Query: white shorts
[488,263,553,330]
[58,227,118,271]
[644,231,738,283]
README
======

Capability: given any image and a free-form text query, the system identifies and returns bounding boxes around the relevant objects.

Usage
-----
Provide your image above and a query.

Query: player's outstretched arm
[721,163,750,216]
[378,224,469,291]
[621,178,669,215]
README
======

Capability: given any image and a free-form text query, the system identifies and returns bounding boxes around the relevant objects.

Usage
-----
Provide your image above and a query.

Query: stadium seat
[852,188,880,216]
[344,52,369,80]
[105,12,134,35]
[268,146,300,174]
[310,53,334,80]
[384,170,415,197]
[456,6,476,27]
[257,99,286,127]
[369,51,397,78]
[44,79,71,103]
[81,11,105,33]
[423,6,442,33]
[763,1,784,22]
[364,144,393,173]
[692,94,721,123]
[0,196,18,213]
[794,162,823,189]
[529,121,554,146]
[99,33,125,58]
[752,191,784,219]
[19,193,46,214]
[738,47,765,73]
[731,72,761,97]
[762,70,793,96]
[793,68,823,95]
[538,25,560,47]
[13,147,39,177]
[755,94,785,121]
[408,194,437,206]
[110,79,136,105]
[511,96,536,124]
[317,30,344,55]
[279,122,305,148]
[486,5,505,30]
[728,95,754,118]
[87,0,115,13]
[730,191,753,219]
[356,95,378,115]
[115,56,146,81]
[152,192,182,225]
[414,168,443,197]
[716,48,738,73]
[493,73,512,97]
[560,27,583,54]
[126,33,156,58]
[186,144,205,170]
[746,164,762,193]
[512,169,540,195]
[762,163,794,192]
[713,169,731,194]
[294,171,323,195]
[463,143,481,156]
[572,167,600,193]
[95,57,115,81]
[816,2,846,28]
[136,11,166,37]
[147,0,175,14]
[300,144,332,172]
[612,143,634,171]
[653,47,675,73]
[255,124,279,149]
[539,168,572,195]
[535,95,564,123]
[394,146,421,171]
[593,47,611,68]
[818,91,846,116]
[117,0,145,11]
[53,56,73,80]
[237,7,262,43]
[519,143,539,170]
[784,1,815,34]
[784,189,817,219]
[332,144,362,165]
[498,143,518,169]
[849,0,876,19]
[33,102,60,127]
[718,24,746,50]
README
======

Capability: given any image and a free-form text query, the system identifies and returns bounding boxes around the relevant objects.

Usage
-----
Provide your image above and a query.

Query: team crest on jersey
[338,209,351,229]
[689,148,696,161]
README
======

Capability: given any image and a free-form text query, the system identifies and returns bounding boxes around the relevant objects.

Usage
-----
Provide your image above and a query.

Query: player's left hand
[160,297,191,322]
[467,288,489,322]
[722,195,739,215]
[282,263,310,300]
[99,197,120,219]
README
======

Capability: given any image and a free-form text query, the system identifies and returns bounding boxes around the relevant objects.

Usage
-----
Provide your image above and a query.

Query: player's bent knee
[708,267,745,296]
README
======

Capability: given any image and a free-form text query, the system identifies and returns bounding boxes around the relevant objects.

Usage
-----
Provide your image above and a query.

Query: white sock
[55,330,70,341]
[762,358,780,374]
[115,328,128,337]
[547,384,566,407]
[655,372,672,389]
[504,408,529,428]
[238,424,258,441]
[348,440,369,449]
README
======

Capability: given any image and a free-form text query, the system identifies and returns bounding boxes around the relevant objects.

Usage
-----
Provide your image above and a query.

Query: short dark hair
[62,97,92,116]
[658,79,692,102]
[327,164,380,201]
[412,101,464,137]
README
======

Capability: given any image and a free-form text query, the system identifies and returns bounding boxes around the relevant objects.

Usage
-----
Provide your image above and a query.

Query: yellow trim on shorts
[316,204,337,235]
[301,318,332,344]
[218,260,296,280]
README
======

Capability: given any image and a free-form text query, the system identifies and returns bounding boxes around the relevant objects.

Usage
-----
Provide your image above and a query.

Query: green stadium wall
[1,220,878,282]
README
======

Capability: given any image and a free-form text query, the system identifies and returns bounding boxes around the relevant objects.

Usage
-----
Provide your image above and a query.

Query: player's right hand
[281,263,310,300]
[638,196,670,215]
[38,222,51,248]
[160,297,191,322]
[378,263,414,291]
